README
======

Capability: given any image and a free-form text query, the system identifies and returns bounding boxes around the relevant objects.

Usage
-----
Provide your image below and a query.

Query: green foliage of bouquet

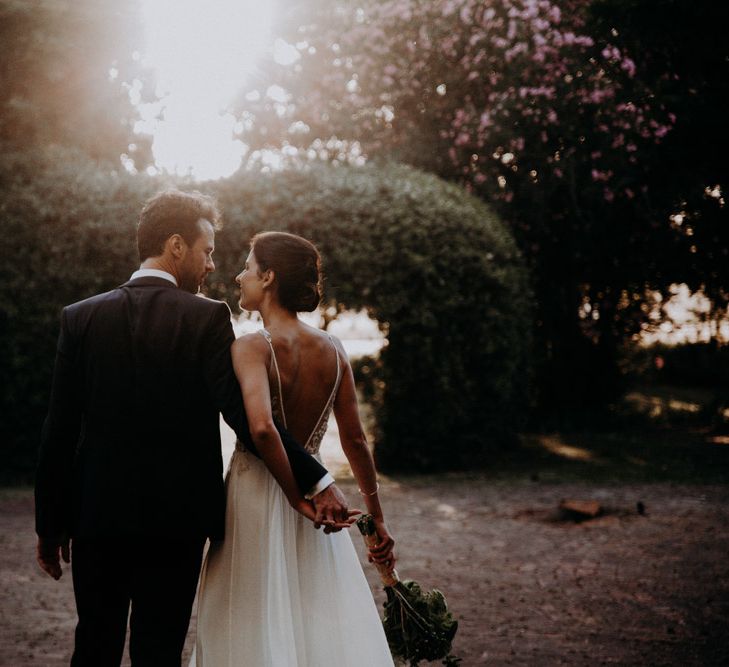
[383,580,460,666]
[357,514,460,666]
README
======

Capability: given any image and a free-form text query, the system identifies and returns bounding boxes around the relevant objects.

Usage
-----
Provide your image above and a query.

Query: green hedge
[210,163,533,471]
[0,147,154,481]
[0,150,532,478]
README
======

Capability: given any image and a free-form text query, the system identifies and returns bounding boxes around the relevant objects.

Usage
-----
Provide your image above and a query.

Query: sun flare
[136,0,275,180]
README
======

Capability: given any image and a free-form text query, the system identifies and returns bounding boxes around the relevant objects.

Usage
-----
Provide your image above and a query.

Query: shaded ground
[3,470,729,666]
[4,387,729,666]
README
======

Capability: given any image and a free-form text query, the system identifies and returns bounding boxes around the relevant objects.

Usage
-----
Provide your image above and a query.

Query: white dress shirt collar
[129,268,178,286]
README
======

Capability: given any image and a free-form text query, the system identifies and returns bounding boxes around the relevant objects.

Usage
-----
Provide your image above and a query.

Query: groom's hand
[311,484,361,533]
[36,536,70,580]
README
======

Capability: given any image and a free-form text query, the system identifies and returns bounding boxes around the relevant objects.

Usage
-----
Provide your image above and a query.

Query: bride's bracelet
[358,482,379,497]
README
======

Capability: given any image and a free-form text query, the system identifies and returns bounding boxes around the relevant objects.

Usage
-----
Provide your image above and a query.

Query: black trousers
[70,536,205,667]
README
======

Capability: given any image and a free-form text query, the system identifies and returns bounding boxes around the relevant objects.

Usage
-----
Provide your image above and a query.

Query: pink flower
[591,169,613,182]
[620,57,636,78]
[441,0,458,17]
[455,132,471,146]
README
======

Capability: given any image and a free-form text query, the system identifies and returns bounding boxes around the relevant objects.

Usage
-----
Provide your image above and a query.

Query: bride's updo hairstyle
[251,231,322,312]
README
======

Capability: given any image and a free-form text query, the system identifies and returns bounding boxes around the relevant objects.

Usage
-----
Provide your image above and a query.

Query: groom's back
[55,277,233,539]
[73,282,218,430]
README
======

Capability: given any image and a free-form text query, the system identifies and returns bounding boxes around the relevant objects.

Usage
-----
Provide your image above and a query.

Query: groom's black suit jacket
[35,276,327,541]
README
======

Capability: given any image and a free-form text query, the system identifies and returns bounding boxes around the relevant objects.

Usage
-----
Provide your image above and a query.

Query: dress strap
[330,334,342,390]
[258,329,287,428]
[303,334,342,449]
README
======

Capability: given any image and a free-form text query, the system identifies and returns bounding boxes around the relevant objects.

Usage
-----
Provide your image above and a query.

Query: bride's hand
[292,498,359,531]
[368,517,396,570]
[292,498,318,523]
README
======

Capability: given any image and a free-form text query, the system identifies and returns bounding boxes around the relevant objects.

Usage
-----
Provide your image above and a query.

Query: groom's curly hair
[138,189,221,261]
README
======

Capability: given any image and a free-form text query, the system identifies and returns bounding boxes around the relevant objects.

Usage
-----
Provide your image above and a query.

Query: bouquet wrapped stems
[357,514,460,666]
[359,516,401,587]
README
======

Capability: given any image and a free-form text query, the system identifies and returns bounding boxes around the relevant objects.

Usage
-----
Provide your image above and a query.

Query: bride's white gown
[192,330,394,666]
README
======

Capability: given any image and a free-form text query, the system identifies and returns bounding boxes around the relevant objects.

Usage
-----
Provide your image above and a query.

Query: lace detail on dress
[258,328,341,455]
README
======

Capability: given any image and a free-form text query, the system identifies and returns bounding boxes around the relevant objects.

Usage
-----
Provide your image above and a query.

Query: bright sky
[135,0,280,180]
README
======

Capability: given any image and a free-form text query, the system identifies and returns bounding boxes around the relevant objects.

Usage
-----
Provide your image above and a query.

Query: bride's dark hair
[250,232,322,312]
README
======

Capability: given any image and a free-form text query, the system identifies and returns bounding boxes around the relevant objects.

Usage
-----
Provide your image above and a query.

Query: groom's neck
[140,257,174,274]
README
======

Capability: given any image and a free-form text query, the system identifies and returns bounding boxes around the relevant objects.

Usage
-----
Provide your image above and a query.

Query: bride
[193,231,396,666]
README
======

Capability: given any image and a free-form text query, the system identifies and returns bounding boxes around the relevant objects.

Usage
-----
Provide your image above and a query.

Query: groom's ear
[167,234,186,258]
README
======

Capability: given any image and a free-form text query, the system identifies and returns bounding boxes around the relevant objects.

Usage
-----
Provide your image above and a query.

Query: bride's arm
[231,334,315,521]
[332,340,396,568]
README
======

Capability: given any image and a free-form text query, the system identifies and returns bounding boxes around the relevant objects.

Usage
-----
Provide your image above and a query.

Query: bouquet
[357,514,460,666]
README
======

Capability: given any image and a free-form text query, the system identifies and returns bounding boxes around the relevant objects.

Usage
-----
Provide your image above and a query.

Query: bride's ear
[261,269,275,289]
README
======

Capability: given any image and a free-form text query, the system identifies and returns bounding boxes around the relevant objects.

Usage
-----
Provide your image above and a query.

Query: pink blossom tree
[235,0,722,413]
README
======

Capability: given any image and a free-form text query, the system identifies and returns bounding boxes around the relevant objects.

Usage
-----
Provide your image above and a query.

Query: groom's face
[178,218,216,293]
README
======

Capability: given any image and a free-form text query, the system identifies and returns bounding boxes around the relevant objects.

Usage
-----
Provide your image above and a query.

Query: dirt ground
[2,476,729,667]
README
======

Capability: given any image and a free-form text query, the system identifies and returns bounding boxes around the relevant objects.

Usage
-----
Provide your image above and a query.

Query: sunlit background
[4,0,729,482]
[134,0,276,179]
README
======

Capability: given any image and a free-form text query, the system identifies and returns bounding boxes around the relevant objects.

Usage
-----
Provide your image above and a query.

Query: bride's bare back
[258,323,343,451]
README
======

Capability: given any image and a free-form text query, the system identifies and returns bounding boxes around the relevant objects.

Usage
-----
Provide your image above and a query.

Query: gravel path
[3,476,729,666]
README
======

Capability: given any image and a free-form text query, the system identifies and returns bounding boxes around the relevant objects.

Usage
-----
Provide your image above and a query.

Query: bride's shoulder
[327,332,347,358]
[301,322,337,344]
[304,326,347,361]
[232,331,270,359]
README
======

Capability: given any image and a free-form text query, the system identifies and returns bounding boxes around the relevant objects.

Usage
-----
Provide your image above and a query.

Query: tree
[230,0,727,418]
[0,0,152,169]
[589,0,729,318]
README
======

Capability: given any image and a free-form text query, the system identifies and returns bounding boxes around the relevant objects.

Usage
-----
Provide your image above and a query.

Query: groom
[34,189,350,666]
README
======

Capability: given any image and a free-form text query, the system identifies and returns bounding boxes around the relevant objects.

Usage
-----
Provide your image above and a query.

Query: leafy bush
[0,147,154,481]
[210,163,533,470]
[1,153,531,477]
